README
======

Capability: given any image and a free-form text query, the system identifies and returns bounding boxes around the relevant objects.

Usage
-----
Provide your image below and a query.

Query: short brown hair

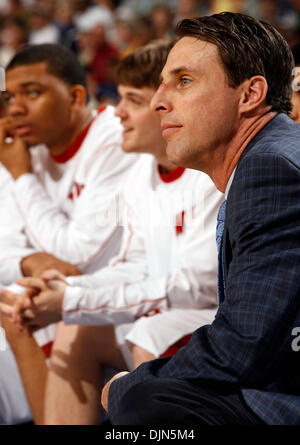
[115,38,177,90]
[176,12,294,115]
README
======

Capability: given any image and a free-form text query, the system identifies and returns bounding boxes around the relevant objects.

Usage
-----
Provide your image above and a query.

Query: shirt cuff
[62,285,84,325]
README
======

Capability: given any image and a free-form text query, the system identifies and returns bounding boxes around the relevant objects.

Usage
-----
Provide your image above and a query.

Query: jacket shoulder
[240,114,300,167]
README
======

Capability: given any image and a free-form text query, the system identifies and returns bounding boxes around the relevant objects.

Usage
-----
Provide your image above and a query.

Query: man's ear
[239,76,268,114]
[291,92,300,123]
[69,84,87,109]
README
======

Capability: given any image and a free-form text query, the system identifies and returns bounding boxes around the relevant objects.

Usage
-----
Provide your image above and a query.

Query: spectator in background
[2,0,30,27]
[211,0,245,14]
[89,22,119,86]
[69,0,93,34]
[115,14,154,58]
[119,0,177,16]
[76,11,119,104]
[175,0,210,22]
[150,4,175,39]
[95,0,123,13]
[74,0,115,42]
[290,0,300,29]
[257,0,299,46]
[0,18,28,67]
[114,8,138,56]
[54,0,77,52]
[28,3,59,44]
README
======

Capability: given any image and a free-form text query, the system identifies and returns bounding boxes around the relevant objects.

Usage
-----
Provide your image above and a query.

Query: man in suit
[101,12,300,425]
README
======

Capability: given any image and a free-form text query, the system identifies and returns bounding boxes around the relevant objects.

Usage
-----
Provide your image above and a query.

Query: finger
[28,325,41,333]
[11,292,32,324]
[15,317,35,335]
[0,289,20,305]
[12,302,24,324]
[0,118,11,145]
[0,302,14,319]
[17,289,36,309]
[24,295,34,309]
[25,325,33,337]
[46,280,66,294]
[13,305,36,325]
[41,269,67,283]
[22,317,42,327]
[15,277,47,293]
[22,307,36,320]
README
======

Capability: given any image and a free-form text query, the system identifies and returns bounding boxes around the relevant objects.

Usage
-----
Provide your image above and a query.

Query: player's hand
[41,269,67,282]
[13,277,65,331]
[0,288,34,336]
[0,117,31,179]
[0,310,32,345]
[21,252,82,278]
[101,371,129,413]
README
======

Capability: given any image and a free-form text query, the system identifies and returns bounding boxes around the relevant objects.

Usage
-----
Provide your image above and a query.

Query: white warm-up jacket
[62,155,224,355]
[0,106,137,285]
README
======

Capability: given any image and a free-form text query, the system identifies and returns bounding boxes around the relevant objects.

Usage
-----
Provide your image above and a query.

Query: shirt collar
[50,107,106,164]
[225,168,236,199]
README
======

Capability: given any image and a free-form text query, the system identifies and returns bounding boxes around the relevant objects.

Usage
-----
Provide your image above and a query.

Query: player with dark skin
[0,60,93,277]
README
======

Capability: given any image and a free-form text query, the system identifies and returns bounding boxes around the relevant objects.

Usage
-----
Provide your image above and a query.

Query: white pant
[0,336,32,424]
[0,283,56,424]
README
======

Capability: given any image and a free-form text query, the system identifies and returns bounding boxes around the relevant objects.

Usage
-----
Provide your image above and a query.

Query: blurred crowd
[0,0,300,108]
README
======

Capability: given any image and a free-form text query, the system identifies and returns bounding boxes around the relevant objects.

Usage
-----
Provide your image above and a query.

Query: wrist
[58,283,66,314]
[20,256,31,277]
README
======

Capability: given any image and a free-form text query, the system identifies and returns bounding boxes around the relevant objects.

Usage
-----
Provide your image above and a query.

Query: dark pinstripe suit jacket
[108,114,300,425]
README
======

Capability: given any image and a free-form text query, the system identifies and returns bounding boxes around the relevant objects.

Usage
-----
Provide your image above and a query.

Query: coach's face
[3,62,75,148]
[151,37,242,173]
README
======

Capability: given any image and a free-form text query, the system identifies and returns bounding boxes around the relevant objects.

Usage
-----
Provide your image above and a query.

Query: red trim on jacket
[158,165,185,183]
[175,210,185,236]
[160,333,192,358]
[41,341,53,359]
[50,107,106,164]
[68,182,85,200]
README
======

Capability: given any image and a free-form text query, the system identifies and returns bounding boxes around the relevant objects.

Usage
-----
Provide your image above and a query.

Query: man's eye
[28,90,39,97]
[2,95,13,104]
[179,77,191,86]
[130,98,142,105]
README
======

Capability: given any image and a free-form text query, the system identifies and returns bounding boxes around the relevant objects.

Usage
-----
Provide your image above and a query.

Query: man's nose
[150,83,170,114]
[7,97,27,117]
[115,101,128,120]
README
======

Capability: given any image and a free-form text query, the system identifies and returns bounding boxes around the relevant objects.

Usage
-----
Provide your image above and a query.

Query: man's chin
[166,143,186,167]
[121,143,139,154]
[20,136,39,149]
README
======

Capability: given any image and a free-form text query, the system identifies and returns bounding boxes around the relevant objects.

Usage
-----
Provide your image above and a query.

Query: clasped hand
[0,270,66,333]
[0,117,31,179]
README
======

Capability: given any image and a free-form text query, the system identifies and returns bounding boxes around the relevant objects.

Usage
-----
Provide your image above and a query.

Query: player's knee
[52,323,79,352]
